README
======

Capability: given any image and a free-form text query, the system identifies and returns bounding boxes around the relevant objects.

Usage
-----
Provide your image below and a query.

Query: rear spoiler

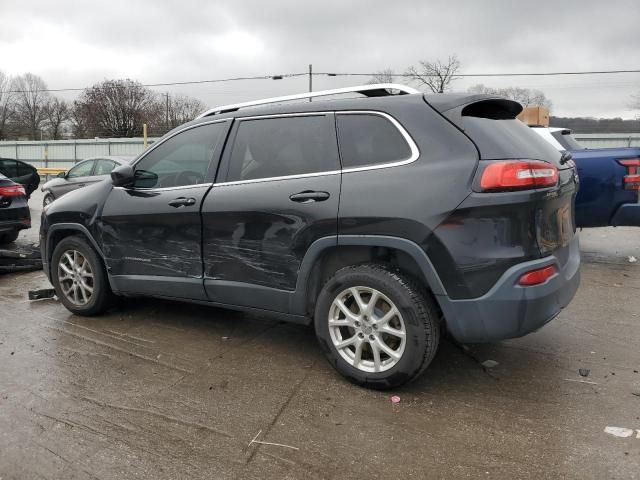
[425,94,523,124]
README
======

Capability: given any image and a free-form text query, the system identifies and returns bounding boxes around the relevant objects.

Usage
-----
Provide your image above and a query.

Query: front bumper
[437,235,581,343]
[611,203,640,226]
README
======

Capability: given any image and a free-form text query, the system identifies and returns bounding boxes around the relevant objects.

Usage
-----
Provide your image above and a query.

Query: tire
[314,264,440,390]
[0,230,19,244]
[51,235,114,316]
[43,193,55,207]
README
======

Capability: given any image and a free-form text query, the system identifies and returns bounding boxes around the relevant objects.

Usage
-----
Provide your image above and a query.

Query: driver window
[133,122,225,189]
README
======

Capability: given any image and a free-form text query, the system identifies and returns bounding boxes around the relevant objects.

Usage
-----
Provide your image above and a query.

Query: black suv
[41,85,580,389]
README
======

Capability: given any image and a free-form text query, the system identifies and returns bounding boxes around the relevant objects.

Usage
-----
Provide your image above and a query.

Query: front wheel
[314,264,440,389]
[51,236,114,316]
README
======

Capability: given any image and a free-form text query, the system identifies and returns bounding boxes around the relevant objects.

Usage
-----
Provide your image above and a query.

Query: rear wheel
[0,230,19,244]
[314,264,440,389]
[51,236,114,316]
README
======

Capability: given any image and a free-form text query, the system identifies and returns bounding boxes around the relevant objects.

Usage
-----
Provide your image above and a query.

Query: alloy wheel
[328,286,406,373]
[57,249,94,305]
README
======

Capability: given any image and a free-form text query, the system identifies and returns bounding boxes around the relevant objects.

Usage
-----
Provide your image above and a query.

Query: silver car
[41,156,133,206]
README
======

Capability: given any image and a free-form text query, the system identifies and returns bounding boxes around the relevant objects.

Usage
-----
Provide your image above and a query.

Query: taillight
[0,184,26,197]
[518,265,557,286]
[480,160,559,192]
[618,158,640,190]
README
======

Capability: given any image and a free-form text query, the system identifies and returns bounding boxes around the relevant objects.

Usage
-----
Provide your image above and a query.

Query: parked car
[0,173,30,244]
[41,84,580,389]
[532,127,640,228]
[0,158,40,199]
[41,156,133,206]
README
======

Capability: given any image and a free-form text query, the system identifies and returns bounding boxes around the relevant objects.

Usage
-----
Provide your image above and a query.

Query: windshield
[551,130,585,151]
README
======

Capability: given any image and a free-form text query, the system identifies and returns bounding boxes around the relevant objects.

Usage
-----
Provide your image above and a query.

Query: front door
[202,113,341,312]
[57,159,96,197]
[100,120,230,300]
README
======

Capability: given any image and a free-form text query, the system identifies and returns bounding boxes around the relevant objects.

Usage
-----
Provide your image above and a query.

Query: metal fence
[0,133,638,169]
[0,138,159,169]
[574,133,640,149]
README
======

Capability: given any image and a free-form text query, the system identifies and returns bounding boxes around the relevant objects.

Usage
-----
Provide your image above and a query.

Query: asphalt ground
[1,189,639,479]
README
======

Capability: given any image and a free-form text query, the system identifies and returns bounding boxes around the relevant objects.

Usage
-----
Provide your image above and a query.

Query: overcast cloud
[1,0,639,118]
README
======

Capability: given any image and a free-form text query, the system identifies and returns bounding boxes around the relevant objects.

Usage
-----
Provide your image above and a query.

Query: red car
[0,173,30,244]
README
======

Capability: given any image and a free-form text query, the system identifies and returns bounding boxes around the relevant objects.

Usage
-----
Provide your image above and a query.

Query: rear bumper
[437,234,580,343]
[0,218,30,234]
[611,203,640,226]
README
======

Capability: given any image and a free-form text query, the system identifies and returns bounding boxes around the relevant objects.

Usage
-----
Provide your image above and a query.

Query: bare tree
[164,94,207,130]
[12,73,50,139]
[0,71,15,140]
[631,92,640,119]
[468,84,553,110]
[405,55,461,93]
[367,68,395,85]
[73,79,160,137]
[43,97,70,139]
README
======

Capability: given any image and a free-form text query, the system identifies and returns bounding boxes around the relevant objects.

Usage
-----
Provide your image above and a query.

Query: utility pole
[164,93,170,132]
[308,64,313,102]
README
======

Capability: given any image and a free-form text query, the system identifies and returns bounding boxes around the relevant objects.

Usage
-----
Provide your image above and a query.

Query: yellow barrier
[37,167,67,176]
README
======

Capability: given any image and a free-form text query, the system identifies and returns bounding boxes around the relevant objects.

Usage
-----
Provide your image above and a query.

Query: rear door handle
[289,190,330,203]
[168,197,196,208]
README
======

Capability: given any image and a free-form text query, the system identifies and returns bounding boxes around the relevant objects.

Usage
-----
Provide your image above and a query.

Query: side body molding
[291,234,447,315]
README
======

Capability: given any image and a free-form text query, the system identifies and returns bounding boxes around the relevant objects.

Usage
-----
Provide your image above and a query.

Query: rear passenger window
[94,159,117,175]
[336,113,413,169]
[226,115,338,182]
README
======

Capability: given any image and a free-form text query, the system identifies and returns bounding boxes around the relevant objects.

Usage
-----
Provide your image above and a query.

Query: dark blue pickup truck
[533,127,640,228]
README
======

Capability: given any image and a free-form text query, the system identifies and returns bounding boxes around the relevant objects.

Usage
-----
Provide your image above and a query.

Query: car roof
[177,91,522,133]
[80,155,134,163]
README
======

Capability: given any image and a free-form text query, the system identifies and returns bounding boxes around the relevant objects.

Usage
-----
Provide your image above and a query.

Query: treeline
[549,116,640,134]
[0,72,206,140]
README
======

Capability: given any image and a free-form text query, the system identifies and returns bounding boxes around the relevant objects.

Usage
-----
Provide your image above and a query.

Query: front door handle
[289,191,330,203]
[168,197,197,208]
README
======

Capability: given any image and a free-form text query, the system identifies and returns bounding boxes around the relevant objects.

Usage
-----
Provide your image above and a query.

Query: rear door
[202,113,341,311]
[100,120,230,299]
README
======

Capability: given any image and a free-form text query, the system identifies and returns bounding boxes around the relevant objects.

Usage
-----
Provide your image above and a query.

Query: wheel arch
[46,224,106,277]
[292,235,447,316]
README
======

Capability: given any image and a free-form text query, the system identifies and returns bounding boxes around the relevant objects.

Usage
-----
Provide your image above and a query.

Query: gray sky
[1,0,639,118]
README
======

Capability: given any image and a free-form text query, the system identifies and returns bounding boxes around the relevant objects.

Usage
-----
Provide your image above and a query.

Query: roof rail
[196,83,421,118]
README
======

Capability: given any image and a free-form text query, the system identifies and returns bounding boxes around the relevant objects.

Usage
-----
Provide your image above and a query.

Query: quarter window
[226,115,338,182]
[336,113,412,169]
[67,160,95,178]
[133,122,225,189]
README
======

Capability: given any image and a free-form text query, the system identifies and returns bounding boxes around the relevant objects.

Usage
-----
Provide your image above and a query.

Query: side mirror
[57,171,66,178]
[110,165,135,187]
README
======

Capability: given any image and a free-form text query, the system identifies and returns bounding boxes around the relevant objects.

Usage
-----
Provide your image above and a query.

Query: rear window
[460,117,563,166]
[336,113,412,169]
[551,131,584,151]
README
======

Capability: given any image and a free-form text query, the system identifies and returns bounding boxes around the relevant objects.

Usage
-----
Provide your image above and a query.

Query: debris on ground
[248,429,299,451]
[604,426,636,438]
[579,368,591,377]
[390,395,401,404]
[481,360,499,368]
[631,382,640,397]
[564,378,598,385]
[28,288,56,301]
[628,256,638,263]
[0,244,42,273]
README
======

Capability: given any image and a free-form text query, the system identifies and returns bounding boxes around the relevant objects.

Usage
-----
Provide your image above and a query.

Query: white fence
[0,138,159,168]
[0,133,638,169]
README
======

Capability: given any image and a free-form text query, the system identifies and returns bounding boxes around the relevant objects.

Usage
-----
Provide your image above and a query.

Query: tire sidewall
[51,236,108,315]
[314,266,432,388]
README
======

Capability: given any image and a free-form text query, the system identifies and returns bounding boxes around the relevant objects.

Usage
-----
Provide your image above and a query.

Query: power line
[320,69,640,78]
[4,68,640,94]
